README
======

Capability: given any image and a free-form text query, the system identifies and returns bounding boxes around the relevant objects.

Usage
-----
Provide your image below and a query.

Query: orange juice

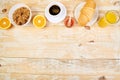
[98,17,109,28]
[98,10,119,28]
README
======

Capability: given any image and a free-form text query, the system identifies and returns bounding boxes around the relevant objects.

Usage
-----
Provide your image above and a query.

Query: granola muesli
[13,7,30,25]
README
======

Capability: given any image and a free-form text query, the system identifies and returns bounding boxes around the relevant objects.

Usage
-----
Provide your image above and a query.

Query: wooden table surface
[0,0,120,80]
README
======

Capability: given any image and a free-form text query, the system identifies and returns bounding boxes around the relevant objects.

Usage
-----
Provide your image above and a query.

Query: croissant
[78,0,96,26]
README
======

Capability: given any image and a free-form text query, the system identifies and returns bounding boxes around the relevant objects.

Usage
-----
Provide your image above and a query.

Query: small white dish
[74,2,99,26]
[45,1,67,23]
[8,3,32,26]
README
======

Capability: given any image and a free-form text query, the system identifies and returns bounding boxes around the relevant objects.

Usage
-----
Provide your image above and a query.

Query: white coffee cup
[45,1,67,23]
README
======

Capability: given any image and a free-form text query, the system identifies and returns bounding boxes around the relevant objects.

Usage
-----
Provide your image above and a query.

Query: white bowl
[8,3,32,26]
[74,2,99,26]
[45,1,67,23]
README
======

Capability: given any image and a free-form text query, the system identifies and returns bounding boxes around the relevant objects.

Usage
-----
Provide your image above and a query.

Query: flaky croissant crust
[78,0,96,26]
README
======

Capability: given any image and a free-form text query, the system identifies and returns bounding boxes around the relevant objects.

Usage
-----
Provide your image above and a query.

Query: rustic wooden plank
[0,0,120,59]
[0,26,120,59]
[0,58,120,74]
[0,73,120,80]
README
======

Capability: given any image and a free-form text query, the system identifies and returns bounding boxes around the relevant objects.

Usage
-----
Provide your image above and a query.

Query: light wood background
[0,0,120,80]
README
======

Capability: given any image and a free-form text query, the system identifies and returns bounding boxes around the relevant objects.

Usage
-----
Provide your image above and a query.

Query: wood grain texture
[0,73,120,80]
[0,0,120,59]
[0,58,120,74]
[0,58,120,79]
[0,0,120,80]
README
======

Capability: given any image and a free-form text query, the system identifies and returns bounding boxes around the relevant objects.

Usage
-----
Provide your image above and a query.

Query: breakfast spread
[0,1,120,30]
[78,0,96,26]
[0,17,11,29]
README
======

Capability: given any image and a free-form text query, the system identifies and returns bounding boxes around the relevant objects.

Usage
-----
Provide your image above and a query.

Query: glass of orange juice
[98,10,120,28]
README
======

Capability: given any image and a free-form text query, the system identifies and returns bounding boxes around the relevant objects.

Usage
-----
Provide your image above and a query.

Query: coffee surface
[49,5,61,15]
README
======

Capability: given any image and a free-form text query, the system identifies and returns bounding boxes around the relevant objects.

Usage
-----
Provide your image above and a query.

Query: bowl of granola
[8,3,32,26]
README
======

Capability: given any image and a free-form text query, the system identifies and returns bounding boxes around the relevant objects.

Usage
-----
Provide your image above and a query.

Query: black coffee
[49,5,61,15]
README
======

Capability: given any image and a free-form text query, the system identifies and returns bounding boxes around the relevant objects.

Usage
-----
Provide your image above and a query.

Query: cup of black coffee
[49,5,61,16]
[45,1,67,23]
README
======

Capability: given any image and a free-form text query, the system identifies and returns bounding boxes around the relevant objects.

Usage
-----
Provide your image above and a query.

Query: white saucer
[45,1,67,23]
[74,2,99,26]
